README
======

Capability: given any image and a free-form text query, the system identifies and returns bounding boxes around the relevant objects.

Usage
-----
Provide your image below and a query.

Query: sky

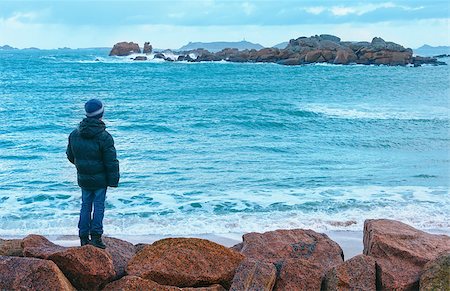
[0,0,449,49]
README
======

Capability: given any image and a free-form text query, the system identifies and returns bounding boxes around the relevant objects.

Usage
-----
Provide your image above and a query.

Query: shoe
[80,235,90,247]
[90,233,106,249]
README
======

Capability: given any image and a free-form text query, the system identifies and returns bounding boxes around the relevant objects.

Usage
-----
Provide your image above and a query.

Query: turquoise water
[0,49,449,236]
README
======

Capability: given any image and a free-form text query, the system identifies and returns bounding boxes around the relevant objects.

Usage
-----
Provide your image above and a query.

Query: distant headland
[108,35,448,66]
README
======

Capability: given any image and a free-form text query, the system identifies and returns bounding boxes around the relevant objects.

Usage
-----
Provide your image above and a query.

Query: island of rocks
[1,219,449,290]
[109,35,446,66]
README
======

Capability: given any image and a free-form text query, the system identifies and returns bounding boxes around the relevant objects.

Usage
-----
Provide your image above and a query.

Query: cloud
[304,6,326,15]
[302,2,425,17]
[242,2,256,16]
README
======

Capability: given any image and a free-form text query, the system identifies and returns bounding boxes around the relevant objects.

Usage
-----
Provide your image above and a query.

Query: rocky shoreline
[1,219,449,290]
[109,35,446,67]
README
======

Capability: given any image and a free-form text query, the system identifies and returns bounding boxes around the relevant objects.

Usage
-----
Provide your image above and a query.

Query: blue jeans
[78,188,107,236]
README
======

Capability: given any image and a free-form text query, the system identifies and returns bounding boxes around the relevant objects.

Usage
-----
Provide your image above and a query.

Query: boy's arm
[102,133,120,187]
[66,134,75,164]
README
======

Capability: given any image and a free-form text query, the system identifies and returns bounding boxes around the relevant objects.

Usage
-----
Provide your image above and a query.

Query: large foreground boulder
[103,275,179,291]
[0,238,23,256]
[230,258,277,291]
[0,255,75,290]
[22,234,66,258]
[364,219,450,290]
[48,245,115,290]
[103,276,226,291]
[126,237,244,288]
[109,42,141,56]
[103,236,136,279]
[237,229,343,290]
[22,234,116,290]
[322,254,376,291]
[419,252,450,291]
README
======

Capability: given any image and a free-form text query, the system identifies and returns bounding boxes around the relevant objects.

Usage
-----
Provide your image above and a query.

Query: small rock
[230,258,276,291]
[154,53,166,59]
[322,254,376,291]
[133,56,147,61]
[0,255,75,290]
[364,219,450,290]
[419,252,450,291]
[126,237,244,288]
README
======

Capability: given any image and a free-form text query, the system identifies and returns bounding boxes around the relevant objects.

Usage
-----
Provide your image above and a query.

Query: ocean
[0,49,449,236]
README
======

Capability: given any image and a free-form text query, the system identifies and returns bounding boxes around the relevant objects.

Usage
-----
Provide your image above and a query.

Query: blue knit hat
[85,99,104,119]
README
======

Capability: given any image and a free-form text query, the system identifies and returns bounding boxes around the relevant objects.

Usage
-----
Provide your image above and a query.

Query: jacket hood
[78,118,106,139]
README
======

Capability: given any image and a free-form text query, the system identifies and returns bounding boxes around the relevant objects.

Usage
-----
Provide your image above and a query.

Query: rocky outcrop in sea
[1,219,449,290]
[109,35,446,66]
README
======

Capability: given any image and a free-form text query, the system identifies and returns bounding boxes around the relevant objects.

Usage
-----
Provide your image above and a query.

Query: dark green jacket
[66,118,120,189]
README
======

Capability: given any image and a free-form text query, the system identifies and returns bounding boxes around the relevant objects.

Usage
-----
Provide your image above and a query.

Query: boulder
[239,229,343,290]
[240,228,343,266]
[143,42,153,54]
[0,238,23,256]
[277,57,303,66]
[182,285,226,291]
[126,237,245,288]
[364,219,450,290]
[103,236,136,280]
[305,50,323,63]
[419,252,450,291]
[412,56,444,66]
[320,50,336,62]
[154,53,166,59]
[322,254,376,291]
[22,235,115,290]
[103,276,226,291]
[48,245,115,290]
[371,37,387,50]
[133,56,147,61]
[178,55,195,62]
[22,234,66,259]
[254,48,280,62]
[318,40,344,51]
[386,41,405,51]
[135,243,149,253]
[334,50,357,64]
[0,255,75,290]
[109,42,141,56]
[230,258,276,291]
[348,41,371,52]
[275,259,324,290]
[297,37,319,48]
[319,34,341,43]
[103,275,179,291]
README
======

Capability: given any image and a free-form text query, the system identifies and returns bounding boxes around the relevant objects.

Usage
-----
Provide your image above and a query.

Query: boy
[66,99,119,248]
